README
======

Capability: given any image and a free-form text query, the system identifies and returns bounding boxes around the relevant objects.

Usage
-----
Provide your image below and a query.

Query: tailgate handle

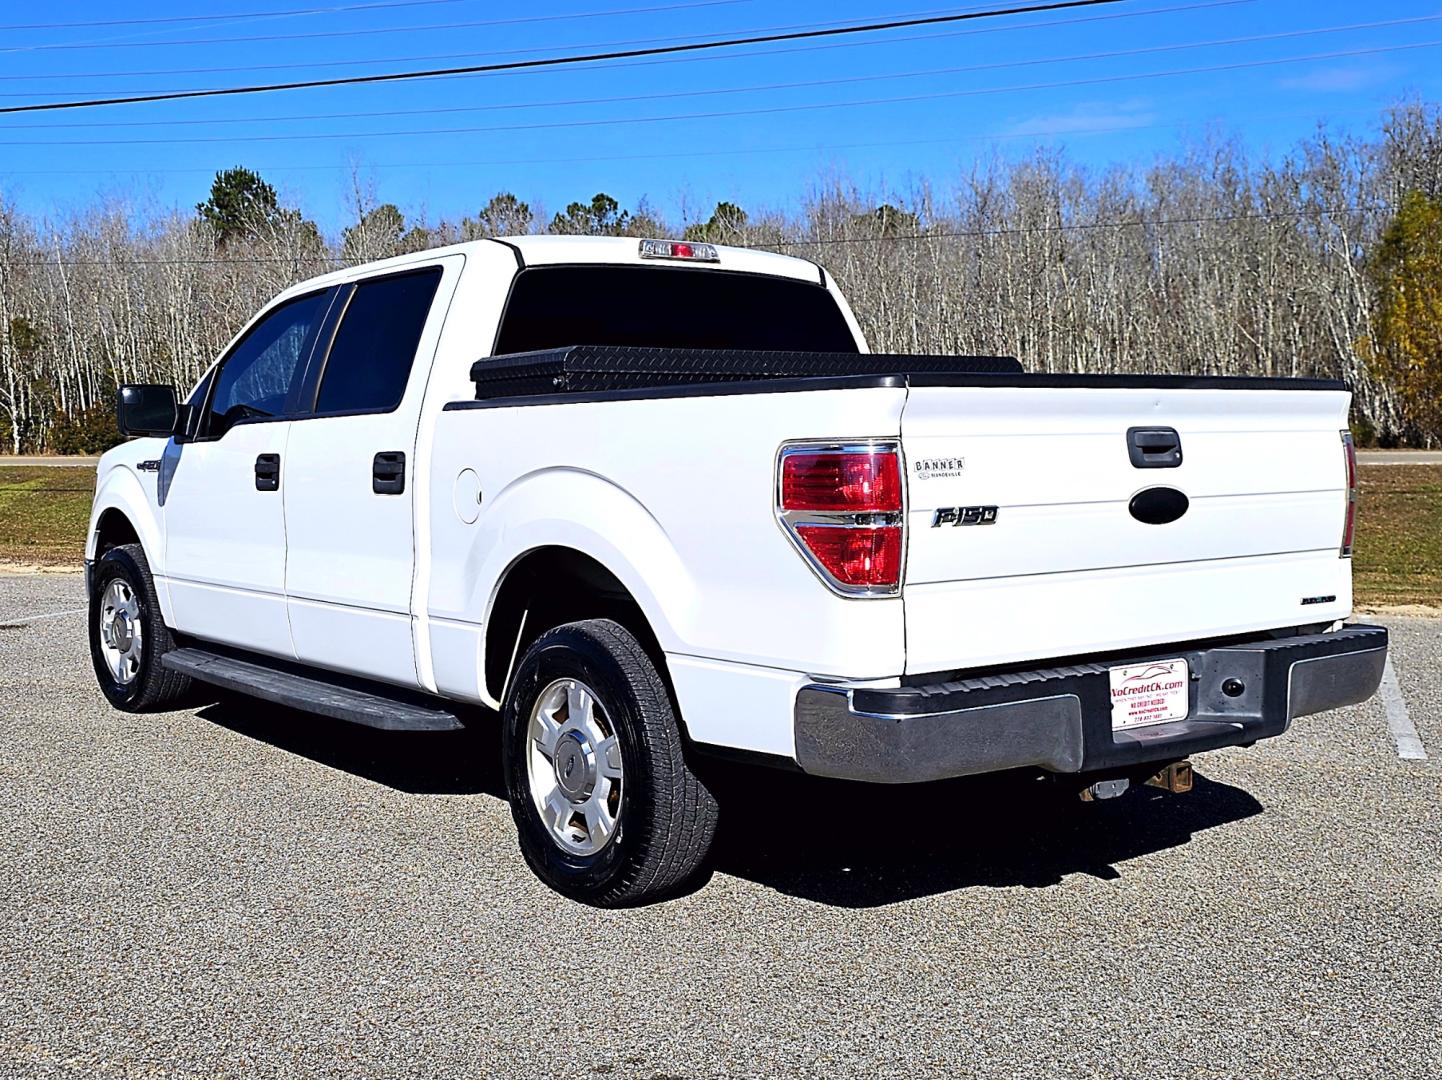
[1127,427,1182,468]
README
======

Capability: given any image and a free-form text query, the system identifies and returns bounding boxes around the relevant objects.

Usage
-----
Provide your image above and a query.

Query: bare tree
[2,104,1438,452]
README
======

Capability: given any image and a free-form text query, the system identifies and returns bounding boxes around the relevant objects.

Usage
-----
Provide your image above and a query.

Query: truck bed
[448,345,1356,681]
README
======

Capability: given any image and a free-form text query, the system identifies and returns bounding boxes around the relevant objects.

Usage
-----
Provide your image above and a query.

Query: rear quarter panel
[425,385,909,700]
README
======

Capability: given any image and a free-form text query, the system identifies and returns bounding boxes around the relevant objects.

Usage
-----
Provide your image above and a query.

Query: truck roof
[273,234,824,306]
[500,235,823,283]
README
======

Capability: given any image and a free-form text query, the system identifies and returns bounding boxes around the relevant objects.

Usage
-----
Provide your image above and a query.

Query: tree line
[1,100,1439,453]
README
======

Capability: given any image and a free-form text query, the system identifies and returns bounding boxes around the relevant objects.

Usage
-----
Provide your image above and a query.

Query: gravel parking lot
[2,573,1438,1079]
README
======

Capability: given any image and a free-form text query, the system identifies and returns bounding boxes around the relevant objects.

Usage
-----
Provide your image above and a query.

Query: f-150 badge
[932,505,998,527]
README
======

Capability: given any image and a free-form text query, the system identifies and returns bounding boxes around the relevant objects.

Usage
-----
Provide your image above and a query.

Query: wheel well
[94,509,141,558]
[484,546,667,704]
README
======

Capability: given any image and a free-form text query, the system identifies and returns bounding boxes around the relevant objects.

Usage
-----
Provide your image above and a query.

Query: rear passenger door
[283,260,457,687]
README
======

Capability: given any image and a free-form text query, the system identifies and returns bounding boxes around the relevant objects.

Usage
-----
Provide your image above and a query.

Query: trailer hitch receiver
[1145,760,1194,794]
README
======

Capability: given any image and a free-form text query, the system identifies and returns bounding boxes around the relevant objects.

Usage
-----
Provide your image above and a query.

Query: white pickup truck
[88,235,1388,905]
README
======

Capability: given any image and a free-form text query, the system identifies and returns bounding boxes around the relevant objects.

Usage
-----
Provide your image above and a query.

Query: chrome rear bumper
[794,625,1389,784]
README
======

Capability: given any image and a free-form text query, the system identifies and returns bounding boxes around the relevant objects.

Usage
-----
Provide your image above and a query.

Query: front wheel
[501,619,718,907]
[88,543,191,712]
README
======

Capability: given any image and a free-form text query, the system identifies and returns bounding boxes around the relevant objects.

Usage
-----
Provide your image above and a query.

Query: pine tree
[1365,191,1442,444]
[195,167,283,245]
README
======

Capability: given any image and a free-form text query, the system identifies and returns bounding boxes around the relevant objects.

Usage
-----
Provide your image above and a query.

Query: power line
[9,4,834,56]
[0,103,1385,176]
[7,10,1420,132]
[0,1,1129,115]
[0,6,1011,59]
[0,0,1237,87]
[14,257,345,267]
[0,0,757,54]
[2,1,483,60]
[0,0,473,32]
[776,206,1392,248]
[8,206,1392,268]
[4,38,1434,144]
[0,127,1179,178]
[0,8,1034,77]
[0,133,1161,175]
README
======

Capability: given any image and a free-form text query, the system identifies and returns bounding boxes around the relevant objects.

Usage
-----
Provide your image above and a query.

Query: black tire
[501,618,719,907]
[88,542,192,712]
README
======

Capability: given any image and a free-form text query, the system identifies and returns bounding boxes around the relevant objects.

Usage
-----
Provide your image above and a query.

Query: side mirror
[116,384,178,438]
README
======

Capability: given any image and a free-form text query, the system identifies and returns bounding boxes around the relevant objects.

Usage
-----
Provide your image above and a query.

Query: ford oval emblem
[1129,487,1189,525]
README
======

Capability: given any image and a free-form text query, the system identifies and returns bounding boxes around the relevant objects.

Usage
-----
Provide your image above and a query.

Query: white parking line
[1380,656,1428,761]
[0,606,86,628]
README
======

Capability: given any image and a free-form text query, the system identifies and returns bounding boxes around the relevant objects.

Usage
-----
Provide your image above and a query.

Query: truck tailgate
[900,382,1353,675]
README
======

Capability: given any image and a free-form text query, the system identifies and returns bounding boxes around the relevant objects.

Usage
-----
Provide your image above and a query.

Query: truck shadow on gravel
[194,696,508,797]
[701,766,1265,907]
[193,697,1263,908]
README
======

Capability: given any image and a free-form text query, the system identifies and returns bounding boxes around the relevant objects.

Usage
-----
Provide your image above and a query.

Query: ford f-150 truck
[87,235,1388,905]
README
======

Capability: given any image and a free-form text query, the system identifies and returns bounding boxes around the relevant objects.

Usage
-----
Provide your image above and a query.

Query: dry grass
[2,462,1438,609]
[0,467,92,566]
[1352,464,1442,609]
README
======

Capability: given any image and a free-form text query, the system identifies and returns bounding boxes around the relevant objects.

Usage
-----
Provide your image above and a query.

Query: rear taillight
[793,526,903,588]
[777,442,904,596]
[781,450,902,512]
[1340,430,1358,558]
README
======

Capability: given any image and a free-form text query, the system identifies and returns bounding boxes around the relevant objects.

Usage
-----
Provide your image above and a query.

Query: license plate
[1109,658,1190,730]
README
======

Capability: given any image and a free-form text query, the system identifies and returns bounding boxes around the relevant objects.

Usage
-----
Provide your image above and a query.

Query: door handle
[254,453,281,491]
[1126,427,1182,469]
[372,451,406,495]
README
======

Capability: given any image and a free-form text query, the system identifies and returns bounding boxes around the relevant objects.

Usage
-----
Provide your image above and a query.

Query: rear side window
[315,267,443,414]
[492,265,859,355]
[207,289,330,438]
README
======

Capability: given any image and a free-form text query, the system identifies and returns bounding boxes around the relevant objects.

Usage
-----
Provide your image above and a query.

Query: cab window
[205,289,330,438]
[314,267,442,415]
[492,265,859,354]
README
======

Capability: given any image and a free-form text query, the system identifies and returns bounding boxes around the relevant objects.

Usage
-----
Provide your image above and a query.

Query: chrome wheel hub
[553,732,596,801]
[98,579,143,686]
[526,678,623,855]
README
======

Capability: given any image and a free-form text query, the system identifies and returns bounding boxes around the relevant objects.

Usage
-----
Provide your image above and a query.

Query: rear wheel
[88,543,191,712]
[501,619,718,906]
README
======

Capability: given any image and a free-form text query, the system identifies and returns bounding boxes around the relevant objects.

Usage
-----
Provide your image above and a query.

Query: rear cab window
[492,265,859,355]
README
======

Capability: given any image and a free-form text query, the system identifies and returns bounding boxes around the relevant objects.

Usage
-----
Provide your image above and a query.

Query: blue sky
[1,0,1438,235]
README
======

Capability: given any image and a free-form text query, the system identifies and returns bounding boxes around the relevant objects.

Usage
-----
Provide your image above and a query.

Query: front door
[163,288,334,657]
